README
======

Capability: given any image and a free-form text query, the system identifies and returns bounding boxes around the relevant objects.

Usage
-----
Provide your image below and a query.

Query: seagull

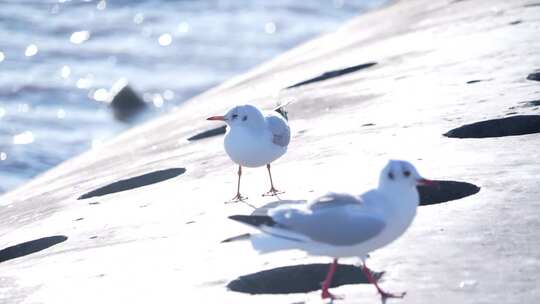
[207,104,290,202]
[224,160,436,299]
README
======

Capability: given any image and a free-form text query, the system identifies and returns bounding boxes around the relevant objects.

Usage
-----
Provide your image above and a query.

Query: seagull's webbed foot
[361,263,406,300]
[262,187,284,197]
[379,290,406,299]
[321,289,343,301]
[226,193,248,204]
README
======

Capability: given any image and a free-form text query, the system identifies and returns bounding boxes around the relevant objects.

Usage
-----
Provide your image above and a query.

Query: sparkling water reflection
[0,0,386,194]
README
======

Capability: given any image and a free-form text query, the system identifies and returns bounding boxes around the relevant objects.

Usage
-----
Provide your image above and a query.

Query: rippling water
[0,0,385,194]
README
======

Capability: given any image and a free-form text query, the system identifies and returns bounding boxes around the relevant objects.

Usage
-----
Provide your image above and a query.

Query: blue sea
[0,0,385,194]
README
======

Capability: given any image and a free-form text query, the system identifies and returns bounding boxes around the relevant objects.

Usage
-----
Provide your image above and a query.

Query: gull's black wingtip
[228,215,277,227]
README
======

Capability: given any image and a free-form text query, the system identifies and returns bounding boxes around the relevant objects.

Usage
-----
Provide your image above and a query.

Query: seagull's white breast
[224,125,287,168]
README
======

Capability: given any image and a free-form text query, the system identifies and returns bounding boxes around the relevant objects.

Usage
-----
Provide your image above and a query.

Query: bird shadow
[227,263,382,295]
[0,235,68,263]
[78,168,186,200]
[417,180,480,206]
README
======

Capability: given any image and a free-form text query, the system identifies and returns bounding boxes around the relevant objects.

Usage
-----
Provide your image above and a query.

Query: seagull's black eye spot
[231,114,238,120]
[403,170,411,177]
[388,171,395,180]
[242,115,248,121]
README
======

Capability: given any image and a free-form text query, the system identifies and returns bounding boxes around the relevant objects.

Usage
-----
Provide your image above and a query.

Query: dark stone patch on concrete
[506,112,518,116]
[418,180,480,206]
[509,20,522,25]
[0,235,67,263]
[285,62,377,89]
[527,72,540,81]
[444,115,540,138]
[227,263,381,294]
[521,99,540,107]
[88,202,100,205]
[524,3,540,7]
[466,80,483,84]
[78,168,186,200]
[110,85,147,122]
[75,217,84,221]
[187,125,227,141]
[362,123,375,127]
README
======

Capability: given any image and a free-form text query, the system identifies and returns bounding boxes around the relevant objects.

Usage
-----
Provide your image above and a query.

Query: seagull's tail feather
[272,100,292,121]
[227,215,304,254]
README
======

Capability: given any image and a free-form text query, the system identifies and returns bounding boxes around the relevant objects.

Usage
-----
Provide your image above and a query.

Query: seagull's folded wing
[270,203,385,246]
[266,113,291,147]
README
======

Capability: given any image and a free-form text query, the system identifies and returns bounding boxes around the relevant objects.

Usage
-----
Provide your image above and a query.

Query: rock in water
[110,85,147,122]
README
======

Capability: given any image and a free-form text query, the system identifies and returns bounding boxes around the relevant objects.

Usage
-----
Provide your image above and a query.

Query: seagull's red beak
[417,178,438,187]
[206,115,225,121]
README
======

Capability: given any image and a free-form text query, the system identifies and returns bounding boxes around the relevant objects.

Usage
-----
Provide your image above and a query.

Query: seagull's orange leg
[262,164,284,196]
[321,258,342,300]
[227,166,247,203]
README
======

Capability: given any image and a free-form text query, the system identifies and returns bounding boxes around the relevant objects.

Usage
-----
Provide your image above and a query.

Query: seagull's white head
[207,104,265,130]
[378,160,436,191]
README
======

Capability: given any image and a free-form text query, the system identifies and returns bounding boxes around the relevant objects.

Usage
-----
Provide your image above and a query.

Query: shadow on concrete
[188,125,227,141]
[526,71,540,81]
[78,168,186,200]
[285,62,377,89]
[444,115,540,138]
[418,180,480,206]
[0,235,68,263]
[227,263,381,294]
[521,99,540,107]
[466,79,484,84]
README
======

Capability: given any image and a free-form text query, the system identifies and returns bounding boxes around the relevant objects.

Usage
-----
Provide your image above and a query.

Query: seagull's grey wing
[266,113,290,147]
[309,192,363,211]
[271,204,385,246]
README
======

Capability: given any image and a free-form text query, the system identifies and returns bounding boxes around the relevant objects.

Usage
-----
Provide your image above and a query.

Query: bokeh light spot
[13,131,35,145]
[133,13,144,24]
[265,22,276,34]
[25,44,38,57]
[158,33,172,46]
[70,31,90,44]
[60,65,71,78]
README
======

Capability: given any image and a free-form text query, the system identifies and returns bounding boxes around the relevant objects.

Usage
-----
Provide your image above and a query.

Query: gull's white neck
[377,183,419,206]
[376,183,419,230]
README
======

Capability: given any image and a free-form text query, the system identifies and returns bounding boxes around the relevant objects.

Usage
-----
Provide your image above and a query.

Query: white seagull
[207,104,290,202]
[224,160,436,299]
